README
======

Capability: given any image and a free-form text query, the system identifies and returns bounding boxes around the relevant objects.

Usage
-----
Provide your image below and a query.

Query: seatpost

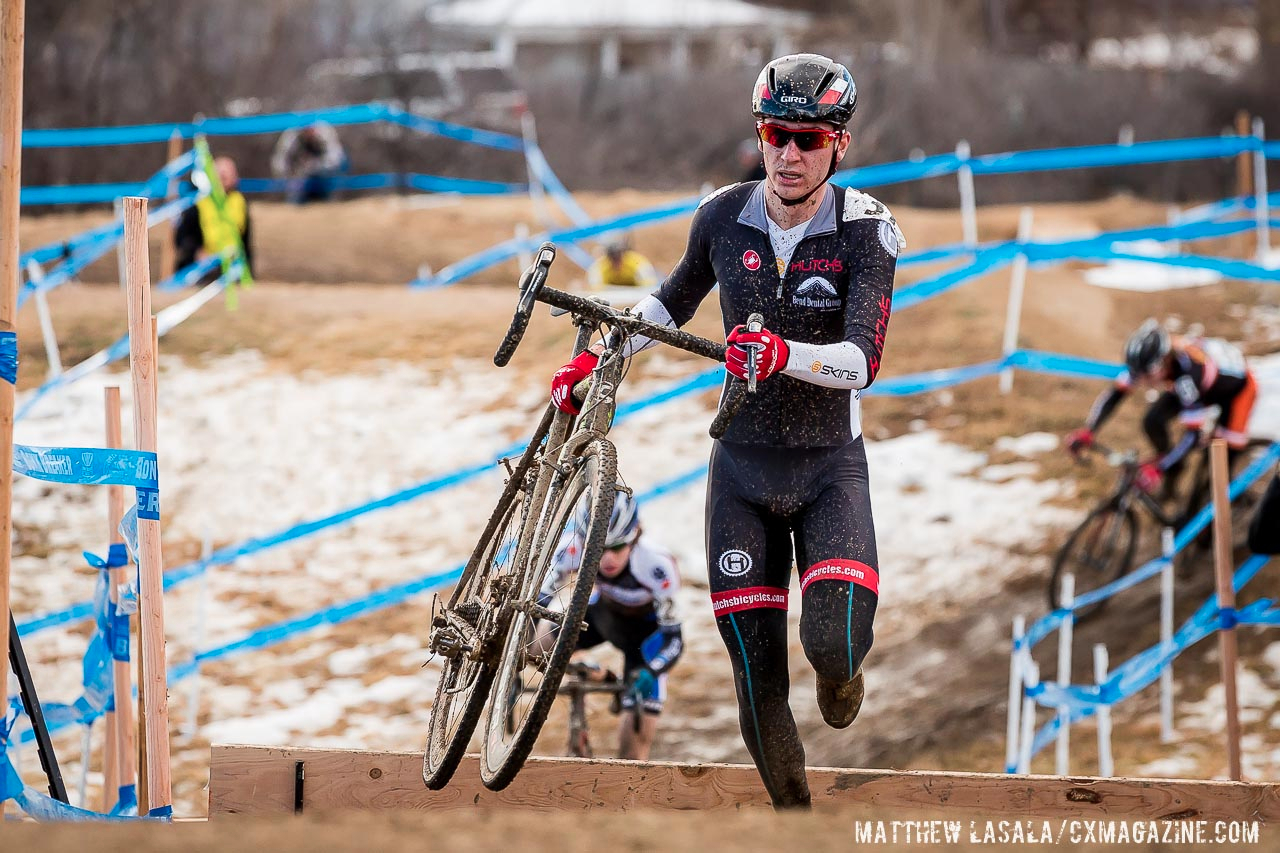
[742,313,765,394]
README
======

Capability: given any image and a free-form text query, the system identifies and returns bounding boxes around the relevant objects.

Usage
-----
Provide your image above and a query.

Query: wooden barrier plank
[209,745,1280,822]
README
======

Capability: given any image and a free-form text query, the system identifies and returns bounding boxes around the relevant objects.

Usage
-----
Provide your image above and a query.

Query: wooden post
[123,197,172,812]
[101,711,117,812]
[159,130,182,281]
[0,0,27,706]
[999,206,1033,394]
[1236,110,1254,198]
[1054,573,1075,775]
[1251,117,1271,264]
[1093,644,1113,778]
[956,140,978,248]
[1210,439,1243,781]
[136,615,146,810]
[1004,615,1024,773]
[1159,526,1176,743]
[104,387,136,809]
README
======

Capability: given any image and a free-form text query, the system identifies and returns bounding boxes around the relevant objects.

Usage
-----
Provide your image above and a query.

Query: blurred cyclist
[540,490,682,760]
[1066,319,1258,499]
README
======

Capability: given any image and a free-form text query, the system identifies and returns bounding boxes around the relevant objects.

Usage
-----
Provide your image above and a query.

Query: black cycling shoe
[817,667,864,729]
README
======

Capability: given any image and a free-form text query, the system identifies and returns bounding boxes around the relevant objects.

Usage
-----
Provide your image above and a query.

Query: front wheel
[422,472,531,789]
[1049,503,1138,623]
[479,438,617,791]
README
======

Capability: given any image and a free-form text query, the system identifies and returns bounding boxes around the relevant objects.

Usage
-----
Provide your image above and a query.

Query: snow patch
[1083,240,1222,291]
[993,432,1060,458]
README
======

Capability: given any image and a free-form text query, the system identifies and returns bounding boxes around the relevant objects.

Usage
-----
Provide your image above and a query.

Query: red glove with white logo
[550,350,599,414]
[725,325,790,383]
[1135,461,1163,495]
[1065,428,1095,457]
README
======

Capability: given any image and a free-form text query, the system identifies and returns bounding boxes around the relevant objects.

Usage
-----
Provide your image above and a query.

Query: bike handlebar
[1077,441,1137,467]
[496,242,753,438]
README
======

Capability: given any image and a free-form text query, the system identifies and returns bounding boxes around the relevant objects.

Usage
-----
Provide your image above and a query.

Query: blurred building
[427,0,811,78]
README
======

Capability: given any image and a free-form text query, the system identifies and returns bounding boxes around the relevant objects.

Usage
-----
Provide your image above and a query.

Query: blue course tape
[12,445,160,524]
[18,193,200,309]
[403,173,527,196]
[162,463,713,682]
[18,462,710,758]
[413,195,701,288]
[12,446,158,490]
[19,150,196,209]
[0,330,16,384]
[970,136,1253,176]
[1024,557,1276,758]
[17,261,238,423]
[17,347,1127,639]
[22,183,155,206]
[235,172,527,197]
[22,104,523,152]
[416,141,1276,290]
[1021,440,1280,650]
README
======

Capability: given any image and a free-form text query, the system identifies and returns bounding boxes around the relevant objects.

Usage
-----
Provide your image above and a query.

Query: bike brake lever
[744,313,764,394]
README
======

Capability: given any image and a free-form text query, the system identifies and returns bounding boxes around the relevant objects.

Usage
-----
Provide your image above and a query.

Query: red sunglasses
[757,122,843,152]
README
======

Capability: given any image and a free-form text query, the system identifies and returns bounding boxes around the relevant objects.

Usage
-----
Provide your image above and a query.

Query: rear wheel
[1049,504,1138,623]
[480,439,616,791]
[422,472,531,789]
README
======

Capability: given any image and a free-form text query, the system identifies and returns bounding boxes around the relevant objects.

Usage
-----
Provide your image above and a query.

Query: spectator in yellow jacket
[588,239,658,290]
[174,156,253,280]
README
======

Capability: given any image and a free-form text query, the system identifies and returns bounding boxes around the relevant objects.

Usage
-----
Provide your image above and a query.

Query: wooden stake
[136,614,146,810]
[1236,110,1254,199]
[158,130,182,281]
[0,0,27,717]
[123,196,172,812]
[1209,439,1243,781]
[104,387,136,808]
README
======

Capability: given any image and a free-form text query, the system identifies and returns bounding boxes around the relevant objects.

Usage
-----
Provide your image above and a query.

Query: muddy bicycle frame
[424,243,755,790]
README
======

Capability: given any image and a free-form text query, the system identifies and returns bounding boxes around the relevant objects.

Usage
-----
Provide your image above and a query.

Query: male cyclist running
[541,490,682,760]
[549,54,904,808]
[1067,319,1258,498]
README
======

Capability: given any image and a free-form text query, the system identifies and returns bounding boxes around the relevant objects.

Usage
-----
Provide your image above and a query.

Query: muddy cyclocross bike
[422,243,761,791]
[1050,434,1274,622]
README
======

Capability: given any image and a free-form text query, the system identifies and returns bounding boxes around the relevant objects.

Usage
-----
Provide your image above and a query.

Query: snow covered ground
[6,348,1084,804]
[7,346,1279,810]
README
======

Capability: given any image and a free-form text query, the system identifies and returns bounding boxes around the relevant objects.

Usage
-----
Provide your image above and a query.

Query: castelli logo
[742,250,762,271]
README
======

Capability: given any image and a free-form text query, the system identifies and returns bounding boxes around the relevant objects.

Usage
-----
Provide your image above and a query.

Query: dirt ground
[10,190,1280,839]
[8,807,1275,851]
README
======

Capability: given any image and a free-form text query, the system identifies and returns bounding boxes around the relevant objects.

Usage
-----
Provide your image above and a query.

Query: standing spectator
[271,121,348,204]
[174,155,252,280]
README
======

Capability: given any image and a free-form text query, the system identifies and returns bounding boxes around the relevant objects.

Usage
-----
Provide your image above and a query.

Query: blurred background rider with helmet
[539,489,683,759]
[1066,318,1259,499]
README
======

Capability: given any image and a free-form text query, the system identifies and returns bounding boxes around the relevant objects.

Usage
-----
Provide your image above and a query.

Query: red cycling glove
[1065,428,1095,456]
[550,350,599,415]
[725,325,789,383]
[1135,461,1163,495]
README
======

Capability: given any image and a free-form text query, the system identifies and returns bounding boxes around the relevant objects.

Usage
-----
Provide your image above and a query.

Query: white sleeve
[620,294,675,358]
[782,340,871,389]
[317,123,345,170]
